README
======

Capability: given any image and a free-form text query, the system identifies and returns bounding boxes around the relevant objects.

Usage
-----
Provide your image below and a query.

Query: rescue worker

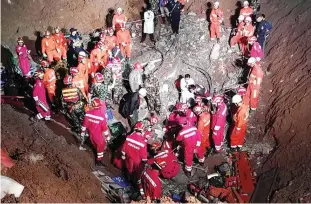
[193,105,211,155]
[239,1,254,18]
[89,72,116,117]
[255,14,272,52]
[240,16,255,56]
[247,57,264,111]
[166,0,183,34]
[230,15,245,50]
[176,119,205,177]
[211,95,227,152]
[106,57,123,104]
[61,74,86,133]
[194,84,211,98]
[41,60,56,104]
[180,74,195,103]
[159,0,169,24]
[15,37,31,77]
[129,61,144,92]
[230,94,249,151]
[141,7,156,45]
[248,36,264,61]
[121,121,148,181]
[144,63,161,114]
[52,26,67,61]
[41,31,61,63]
[70,67,88,100]
[31,70,51,121]
[90,42,109,74]
[138,164,162,201]
[209,1,224,42]
[195,96,210,111]
[77,51,91,94]
[116,23,132,60]
[148,140,180,179]
[81,97,111,166]
[112,7,127,31]
[104,28,117,51]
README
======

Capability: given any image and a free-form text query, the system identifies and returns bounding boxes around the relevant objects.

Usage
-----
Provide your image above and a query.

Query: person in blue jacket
[255,14,272,52]
[166,0,184,34]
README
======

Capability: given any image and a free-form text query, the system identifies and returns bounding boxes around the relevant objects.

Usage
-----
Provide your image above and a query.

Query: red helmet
[248,36,257,43]
[193,105,203,115]
[17,37,23,43]
[150,115,159,126]
[237,87,247,96]
[99,33,105,39]
[195,96,203,104]
[151,140,162,149]
[113,57,121,64]
[134,121,145,131]
[94,73,104,83]
[63,75,73,85]
[154,157,167,169]
[107,27,114,33]
[91,97,101,108]
[40,60,49,67]
[120,23,126,28]
[133,61,143,70]
[212,95,224,105]
[70,67,79,75]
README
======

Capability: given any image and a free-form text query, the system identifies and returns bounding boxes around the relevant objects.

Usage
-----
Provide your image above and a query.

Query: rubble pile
[130,14,243,116]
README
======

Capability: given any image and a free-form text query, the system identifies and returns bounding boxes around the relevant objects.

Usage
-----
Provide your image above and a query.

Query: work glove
[43,53,47,58]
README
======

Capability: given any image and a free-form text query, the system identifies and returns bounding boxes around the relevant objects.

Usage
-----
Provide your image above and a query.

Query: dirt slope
[1,105,107,203]
[257,0,311,202]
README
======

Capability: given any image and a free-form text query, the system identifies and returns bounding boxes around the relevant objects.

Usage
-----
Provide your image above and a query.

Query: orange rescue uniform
[239,7,254,17]
[43,68,56,102]
[116,29,132,58]
[52,33,67,59]
[230,103,249,147]
[113,14,127,31]
[230,22,245,48]
[77,58,92,93]
[104,35,118,51]
[240,24,255,55]
[90,48,109,74]
[72,75,88,100]
[197,112,211,153]
[41,37,61,63]
[248,63,264,110]
[209,8,224,39]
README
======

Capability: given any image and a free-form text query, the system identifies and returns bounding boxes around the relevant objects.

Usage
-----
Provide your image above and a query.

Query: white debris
[162,84,169,93]
[210,43,220,60]
[188,12,197,16]
[28,153,44,164]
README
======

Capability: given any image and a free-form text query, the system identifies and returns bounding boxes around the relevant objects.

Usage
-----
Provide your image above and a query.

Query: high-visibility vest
[62,87,80,103]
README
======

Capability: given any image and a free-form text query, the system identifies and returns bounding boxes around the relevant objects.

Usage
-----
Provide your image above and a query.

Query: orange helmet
[134,121,145,131]
[133,61,143,70]
[40,60,49,67]
[212,95,224,106]
[63,75,73,85]
[193,105,203,115]
[94,73,104,83]
[150,115,159,126]
[91,97,101,108]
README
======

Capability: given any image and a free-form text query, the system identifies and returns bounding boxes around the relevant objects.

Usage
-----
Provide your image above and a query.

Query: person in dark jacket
[166,0,183,34]
[119,88,148,127]
[106,8,115,28]
[255,14,272,52]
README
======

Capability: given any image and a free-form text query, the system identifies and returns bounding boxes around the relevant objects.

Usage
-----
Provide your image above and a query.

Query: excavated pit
[1,0,311,202]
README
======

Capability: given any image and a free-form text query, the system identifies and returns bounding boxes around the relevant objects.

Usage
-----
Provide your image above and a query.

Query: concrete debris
[28,153,44,164]
[187,12,197,16]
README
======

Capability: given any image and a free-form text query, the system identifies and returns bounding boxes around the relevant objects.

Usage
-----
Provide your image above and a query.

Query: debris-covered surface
[130,14,243,117]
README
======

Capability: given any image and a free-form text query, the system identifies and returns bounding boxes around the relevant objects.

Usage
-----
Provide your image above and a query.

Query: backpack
[119,92,133,118]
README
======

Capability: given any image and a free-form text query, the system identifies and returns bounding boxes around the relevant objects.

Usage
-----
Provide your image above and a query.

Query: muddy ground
[1,0,311,202]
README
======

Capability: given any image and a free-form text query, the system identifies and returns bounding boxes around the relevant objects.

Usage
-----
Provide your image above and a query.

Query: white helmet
[247,57,256,65]
[243,1,249,6]
[139,88,147,97]
[232,94,242,104]
[238,15,245,21]
[78,51,87,57]
[117,7,122,12]
[245,16,252,22]
[214,1,220,7]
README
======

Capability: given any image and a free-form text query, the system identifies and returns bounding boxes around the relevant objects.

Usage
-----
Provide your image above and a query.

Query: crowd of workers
[13,0,272,201]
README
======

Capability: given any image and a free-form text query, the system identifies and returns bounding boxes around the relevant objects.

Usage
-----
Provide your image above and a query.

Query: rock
[210,43,220,60]
[188,12,197,16]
